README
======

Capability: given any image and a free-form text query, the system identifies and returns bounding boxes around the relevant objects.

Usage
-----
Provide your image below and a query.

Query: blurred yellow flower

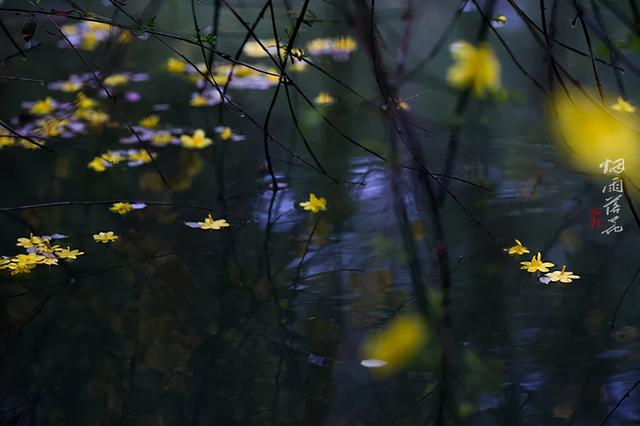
[93,231,118,243]
[545,265,580,284]
[56,247,84,261]
[520,252,554,273]
[17,234,42,248]
[361,313,428,374]
[139,115,160,129]
[197,213,230,230]
[611,96,636,113]
[88,157,108,172]
[110,202,133,215]
[166,57,187,73]
[314,92,335,106]
[299,193,327,213]
[103,74,129,87]
[506,239,529,256]
[181,129,212,149]
[30,97,56,115]
[447,41,501,97]
[550,89,640,182]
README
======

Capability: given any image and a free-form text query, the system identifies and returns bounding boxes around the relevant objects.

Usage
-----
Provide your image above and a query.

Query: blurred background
[0,0,639,424]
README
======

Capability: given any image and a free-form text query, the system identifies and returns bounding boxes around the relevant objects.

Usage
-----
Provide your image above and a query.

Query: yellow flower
[0,129,16,148]
[219,127,233,141]
[314,92,335,106]
[102,151,125,165]
[127,149,153,163]
[493,15,508,25]
[550,89,640,182]
[139,115,160,129]
[81,32,98,51]
[243,39,276,58]
[306,38,331,55]
[103,74,130,87]
[6,253,45,275]
[42,256,59,266]
[611,96,636,113]
[56,247,84,261]
[80,109,110,126]
[37,118,68,137]
[88,157,108,172]
[151,132,173,145]
[86,21,111,32]
[197,214,230,230]
[16,234,42,249]
[180,129,212,149]
[76,92,97,110]
[60,80,83,92]
[110,202,133,215]
[545,265,580,284]
[506,239,530,256]
[190,94,209,107]
[118,31,134,44]
[299,193,327,213]
[361,313,428,375]
[93,231,118,243]
[29,97,56,115]
[333,36,357,53]
[447,41,501,97]
[520,252,555,273]
[166,57,187,73]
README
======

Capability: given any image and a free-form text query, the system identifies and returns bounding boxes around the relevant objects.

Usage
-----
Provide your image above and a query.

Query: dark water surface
[1,0,639,425]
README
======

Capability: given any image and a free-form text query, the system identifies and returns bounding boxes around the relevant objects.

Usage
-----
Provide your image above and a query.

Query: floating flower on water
[190,94,209,107]
[76,92,97,109]
[29,97,57,115]
[550,88,640,183]
[59,21,118,51]
[299,193,327,213]
[506,239,530,256]
[181,129,212,149]
[361,313,429,375]
[88,157,109,172]
[109,202,146,215]
[93,231,118,244]
[118,30,134,44]
[215,126,245,142]
[493,15,508,27]
[103,73,130,87]
[447,40,501,97]
[139,114,160,129]
[75,109,110,127]
[127,149,154,165]
[314,92,335,106]
[243,39,277,58]
[189,89,223,107]
[36,118,70,138]
[166,57,187,73]
[49,75,85,92]
[150,131,176,146]
[0,129,16,148]
[110,202,133,215]
[185,213,230,230]
[610,96,636,113]
[520,252,555,273]
[307,36,357,61]
[55,247,84,261]
[17,234,42,249]
[5,253,45,275]
[545,265,580,284]
[102,150,126,165]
